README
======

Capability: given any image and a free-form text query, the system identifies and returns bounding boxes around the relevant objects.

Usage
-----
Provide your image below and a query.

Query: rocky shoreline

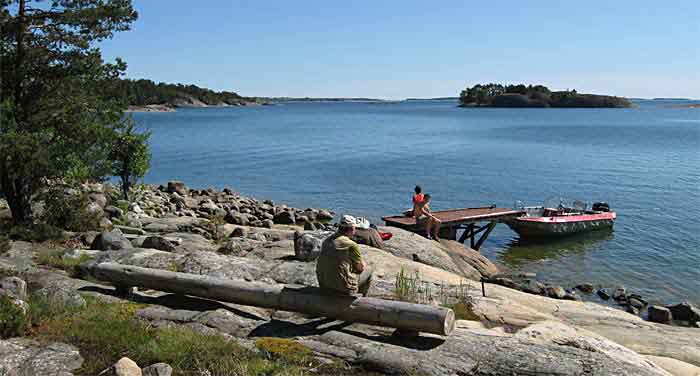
[0,181,698,375]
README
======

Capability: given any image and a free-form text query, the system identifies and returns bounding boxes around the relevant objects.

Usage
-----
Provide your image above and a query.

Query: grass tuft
[36,249,93,277]
[255,337,314,365]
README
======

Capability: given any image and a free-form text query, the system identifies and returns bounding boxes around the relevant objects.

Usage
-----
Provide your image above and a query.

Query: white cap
[339,215,357,227]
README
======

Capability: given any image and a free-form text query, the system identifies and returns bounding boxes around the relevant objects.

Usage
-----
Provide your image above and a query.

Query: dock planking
[383,206,523,250]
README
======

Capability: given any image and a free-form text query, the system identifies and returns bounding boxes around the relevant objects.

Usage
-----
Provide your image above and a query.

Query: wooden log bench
[82,262,456,336]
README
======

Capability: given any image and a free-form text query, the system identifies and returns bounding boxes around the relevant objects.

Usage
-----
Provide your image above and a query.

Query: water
[133,100,700,305]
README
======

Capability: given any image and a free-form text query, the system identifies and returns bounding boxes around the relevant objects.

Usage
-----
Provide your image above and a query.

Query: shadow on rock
[78,286,266,321]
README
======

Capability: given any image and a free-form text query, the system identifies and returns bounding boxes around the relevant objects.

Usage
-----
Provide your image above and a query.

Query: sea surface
[133,99,700,305]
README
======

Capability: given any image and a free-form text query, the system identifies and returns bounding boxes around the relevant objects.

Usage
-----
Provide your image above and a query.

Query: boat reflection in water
[496,228,615,268]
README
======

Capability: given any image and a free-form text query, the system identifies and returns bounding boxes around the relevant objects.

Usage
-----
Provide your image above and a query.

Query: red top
[412,193,424,204]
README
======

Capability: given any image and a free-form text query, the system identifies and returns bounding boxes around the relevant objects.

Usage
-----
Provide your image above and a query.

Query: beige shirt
[316,234,362,294]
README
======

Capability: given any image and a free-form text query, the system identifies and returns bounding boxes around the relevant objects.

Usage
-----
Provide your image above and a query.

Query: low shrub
[0,295,29,338]
[34,297,357,375]
[42,187,101,232]
[37,249,92,277]
[7,223,64,242]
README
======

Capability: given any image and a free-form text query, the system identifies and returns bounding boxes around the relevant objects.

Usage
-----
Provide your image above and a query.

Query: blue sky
[100,1,700,99]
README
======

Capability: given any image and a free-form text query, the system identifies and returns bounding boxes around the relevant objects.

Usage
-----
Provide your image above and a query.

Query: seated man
[415,194,442,240]
[316,215,373,296]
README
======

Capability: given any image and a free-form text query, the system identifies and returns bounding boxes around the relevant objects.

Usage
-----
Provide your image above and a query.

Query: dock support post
[473,222,497,251]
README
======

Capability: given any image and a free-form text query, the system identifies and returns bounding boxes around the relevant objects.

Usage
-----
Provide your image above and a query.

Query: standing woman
[416,194,442,240]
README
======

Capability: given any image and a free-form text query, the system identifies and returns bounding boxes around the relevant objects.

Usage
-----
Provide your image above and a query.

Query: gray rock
[141,236,181,252]
[647,305,672,324]
[294,231,332,261]
[520,279,545,295]
[575,283,595,294]
[273,211,295,225]
[665,302,700,324]
[0,276,27,300]
[166,181,188,196]
[597,289,611,300]
[546,286,567,299]
[100,217,113,229]
[317,209,334,221]
[304,221,317,231]
[90,192,108,208]
[231,227,247,238]
[612,287,627,301]
[91,230,132,250]
[563,291,579,301]
[628,297,645,309]
[114,225,146,236]
[0,338,83,376]
[263,219,274,228]
[225,211,248,226]
[626,305,640,315]
[142,362,172,376]
[104,205,124,219]
[34,280,86,309]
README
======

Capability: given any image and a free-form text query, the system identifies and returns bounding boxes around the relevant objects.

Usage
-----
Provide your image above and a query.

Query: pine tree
[0,0,138,223]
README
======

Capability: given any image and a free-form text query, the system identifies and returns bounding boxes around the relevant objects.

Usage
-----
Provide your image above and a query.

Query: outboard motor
[592,202,610,212]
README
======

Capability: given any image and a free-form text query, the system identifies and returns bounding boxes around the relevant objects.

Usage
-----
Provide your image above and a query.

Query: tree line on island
[459,83,633,108]
[117,79,262,108]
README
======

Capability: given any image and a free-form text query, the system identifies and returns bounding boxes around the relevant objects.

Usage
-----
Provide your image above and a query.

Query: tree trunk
[2,176,32,223]
[83,262,456,336]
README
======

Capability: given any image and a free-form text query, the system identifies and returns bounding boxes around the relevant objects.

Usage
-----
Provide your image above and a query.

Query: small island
[120,79,265,112]
[459,83,633,108]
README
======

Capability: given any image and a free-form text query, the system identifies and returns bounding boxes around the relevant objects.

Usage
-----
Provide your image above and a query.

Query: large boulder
[648,306,673,324]
[141,236,181,252]
[379,226,498,280]
[34,280,86,309]
[273,211,296,225]
[91,230,132,251]
[665,302,700,325]
[0,276,27,300]
[294,231,333,261]
[0,338,83,375]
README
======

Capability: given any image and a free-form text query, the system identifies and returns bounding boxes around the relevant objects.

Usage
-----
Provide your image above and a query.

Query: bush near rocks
[42,187,102,232]
[32,297,362,376]
[0,294,29,338]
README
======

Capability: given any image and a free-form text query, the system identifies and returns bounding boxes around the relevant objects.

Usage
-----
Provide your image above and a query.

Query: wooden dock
[383,206,523,250]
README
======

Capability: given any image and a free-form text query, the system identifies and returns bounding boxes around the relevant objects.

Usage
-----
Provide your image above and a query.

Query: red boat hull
[506,212,616,238]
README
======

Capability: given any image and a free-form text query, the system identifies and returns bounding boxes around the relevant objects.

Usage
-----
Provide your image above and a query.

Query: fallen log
[83,262,455,336]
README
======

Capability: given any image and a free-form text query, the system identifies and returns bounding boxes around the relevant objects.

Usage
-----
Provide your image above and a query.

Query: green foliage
[33,297,361,375]
[0,295,29,338]
[395,268,422,303]
[6,223,64,242]
[0,0,138,223]
[41,188,102,232]
[37,249,93,277]
[459,83,630,108]
[117,78,248,106]
[109,120,151,201]
[255,337,313,365]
